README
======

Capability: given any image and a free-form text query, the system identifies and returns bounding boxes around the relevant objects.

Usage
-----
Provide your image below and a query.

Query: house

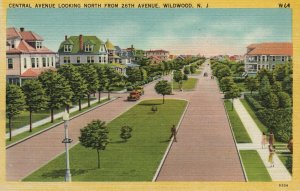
[244,42,292,74]
[149,56,163,65]
[6,27,56,85]
[145,49,169,62]
[105,40,122,64]
[58,34,108,65]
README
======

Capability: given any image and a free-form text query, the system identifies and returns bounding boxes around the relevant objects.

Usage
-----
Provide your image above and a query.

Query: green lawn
[6,99,108,146]
[240,99,268,133]
[278,155,292,174]
[240,150,272,182]
[194,69,202,75]
[173,78,198,91]
[6,97,97,132]
[224,100,251,143]
[23,99,187,181]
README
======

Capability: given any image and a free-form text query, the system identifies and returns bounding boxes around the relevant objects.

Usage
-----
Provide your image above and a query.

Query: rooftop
[246,42,292,56]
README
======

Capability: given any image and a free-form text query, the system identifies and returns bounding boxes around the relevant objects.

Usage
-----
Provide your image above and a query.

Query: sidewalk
[6,97,107,139]
[233,99,291,181]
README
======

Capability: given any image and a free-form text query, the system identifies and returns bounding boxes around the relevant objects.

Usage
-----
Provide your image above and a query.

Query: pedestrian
[261,132,267,149]
[269,131,275,146]
[169,125,177,142]
[268,145,276,167]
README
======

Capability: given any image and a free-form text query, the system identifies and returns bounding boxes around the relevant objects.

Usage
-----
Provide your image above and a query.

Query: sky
[7,8,292,56]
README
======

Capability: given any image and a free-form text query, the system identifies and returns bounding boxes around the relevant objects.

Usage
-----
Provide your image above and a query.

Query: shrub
[120,125,133,142]
[262,92,279,109]
[244,94,264,111]
[286,156,292,174]
[233,78,245,83]
[127,86,133,91]
[183,74,188,80]
[277,91,292,108]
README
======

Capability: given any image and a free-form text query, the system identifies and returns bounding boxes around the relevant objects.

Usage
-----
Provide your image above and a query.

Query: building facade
[145,49,169,62]
[58,35,108,65]
[244,42,292,74]
[6,27,56,85]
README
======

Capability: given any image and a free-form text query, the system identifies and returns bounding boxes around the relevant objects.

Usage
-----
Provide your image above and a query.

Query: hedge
[233,77,245,83]
[244,94,264,111]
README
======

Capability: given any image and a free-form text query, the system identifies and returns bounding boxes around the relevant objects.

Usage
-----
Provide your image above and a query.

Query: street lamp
[62,110,72,182]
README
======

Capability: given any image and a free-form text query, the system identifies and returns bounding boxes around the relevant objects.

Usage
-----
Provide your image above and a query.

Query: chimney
[20,27,25,32]
[79,34,83,51]
[131,44,134,49]
[65,35,68,40]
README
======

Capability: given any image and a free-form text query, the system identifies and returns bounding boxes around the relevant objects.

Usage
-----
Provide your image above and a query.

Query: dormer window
[36,41,42,49]
[11,40,15,48]
[64,45,72,52]
[85,44,93,52]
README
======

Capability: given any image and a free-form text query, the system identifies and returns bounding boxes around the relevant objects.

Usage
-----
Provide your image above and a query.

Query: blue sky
[7,8,292,56]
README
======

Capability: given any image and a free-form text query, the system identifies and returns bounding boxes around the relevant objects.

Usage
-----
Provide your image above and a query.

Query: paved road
[156,61,245,181]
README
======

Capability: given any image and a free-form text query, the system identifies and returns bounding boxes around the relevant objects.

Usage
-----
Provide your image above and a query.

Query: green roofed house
[58,34,108,65]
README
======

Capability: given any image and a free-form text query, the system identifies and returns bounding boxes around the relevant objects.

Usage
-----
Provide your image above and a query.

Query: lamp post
[62,110,72,182]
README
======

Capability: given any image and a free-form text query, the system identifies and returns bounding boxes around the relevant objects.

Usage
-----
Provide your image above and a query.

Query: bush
[286,156,292,174]
[277,91,292,108]
[127,86,133,91]
[244,94,264,111]
[184,66,190,74]
[233,78,245,83]
[262,92,279,109]
[183,74,188,80]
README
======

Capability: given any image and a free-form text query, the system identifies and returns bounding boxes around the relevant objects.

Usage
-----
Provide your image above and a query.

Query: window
[64,57,70,63]
[87,56,91,63]
[42,58,46,67]
[24,58,27,69]
[7,58,13,69]
[272,65,275,70]
[91,56,94,63]
[262,56,265,62]
[272,56,275,61]
[31,58,36,68]
[281,56,285,62]
[266,65,269,69]
[64,45,72,52]
[51,57,54,66]
[77,57,80,64]
[103,57,106,63]
[36,58,39,67]
[36,41,42,49]
[258,65,261,70]
[85,44,93,52]
[99,56,102,63]
[47,58,50,67]
[11,40,15,48]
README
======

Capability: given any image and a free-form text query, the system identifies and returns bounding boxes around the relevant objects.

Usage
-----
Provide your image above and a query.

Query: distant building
[105,40,121,64]
[6,27,56,85]
[244,42,292,74]
[145,49,169,62]
[58,34,108,65]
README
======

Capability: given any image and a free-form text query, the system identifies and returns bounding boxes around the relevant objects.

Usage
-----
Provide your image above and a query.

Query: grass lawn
[6,97,97,132]
[173,78,198,91]
[194,69,202,75]
[240,150,272,182]
[6,99,108,146]
[278,155,292,174]
[240,99,268,133]
[224,100,251,143]
[23,99,187,181]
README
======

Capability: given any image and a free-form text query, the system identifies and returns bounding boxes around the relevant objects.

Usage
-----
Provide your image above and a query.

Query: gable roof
[58,35,103,54]
[105,40,116,50]
[21,67,56,78]
[246,42,292,56]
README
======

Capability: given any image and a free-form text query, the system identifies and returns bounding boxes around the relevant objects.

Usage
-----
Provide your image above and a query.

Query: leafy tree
[120,125,133,142]
[220,77,234,93]
[272,81,282,93]
[22,79,48,132]
[126,67,142,84]
[173,70,183,91]
[39,71,73,122]
[217,66,231,80]
[277,91,292,108]
[225,84,240,110]
[155,80,172,104]
[94,65,107,102]
[257,68,274,84]
[282,75,292,95]
[79,120,109,168]
[259,76,271,99]
[183,66,190,74]
[263,92,279,109]
[79,64,99,107]
[183,74,188,80]
[105,67,123,99]
[58,64,88,110]
[190,65,196,74]
[273,64,287,81]
[141,68,148,81]
[163,61,171,74]
[245,77,259,94]
[6,84,26,141]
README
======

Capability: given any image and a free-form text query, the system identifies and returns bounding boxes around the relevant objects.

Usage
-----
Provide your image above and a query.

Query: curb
[152,100,190,182]
[223,99,248,182]
[6,97,119,149]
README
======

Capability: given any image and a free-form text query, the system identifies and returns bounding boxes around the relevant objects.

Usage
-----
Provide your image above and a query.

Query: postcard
[0,0,299,191]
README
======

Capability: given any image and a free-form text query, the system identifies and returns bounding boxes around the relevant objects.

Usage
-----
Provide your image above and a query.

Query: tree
[22,79,48,132]
[154,80,172,104]
[6,84,26,141]
[105,67,123,99]
[79,120,109,169]
[79,64,99,107]
[173,70,183,91]
[183,66,190,74]
[217,66,231,80]
[272,81,282,93]
[225,84,241,110]
[257,68,274,84]
[183,74,188,80]
[120,125,133,142]
[245,77,259,94]
[126,67,142,84]
[94,65,107,103]
[282,75,292,95]
[39,71,73,123]
[58,64,88,111]
[259,76,271,99]
[263,92,279,109]
[277,91,291,108]
[220,77,234,93]
[190,65,196,74]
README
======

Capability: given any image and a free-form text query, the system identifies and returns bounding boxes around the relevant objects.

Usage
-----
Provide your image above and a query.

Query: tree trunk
[98,90,101,103]
[88,94,91,107]
[79,99,82,111]
[29,110,32,132]
[163,95,165,104]
[232,98,234,110]
[108,91,111,100]
[97,150,100,168]
[66,105,70,113]
[9,117,12,141]
[51,108,54,123]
